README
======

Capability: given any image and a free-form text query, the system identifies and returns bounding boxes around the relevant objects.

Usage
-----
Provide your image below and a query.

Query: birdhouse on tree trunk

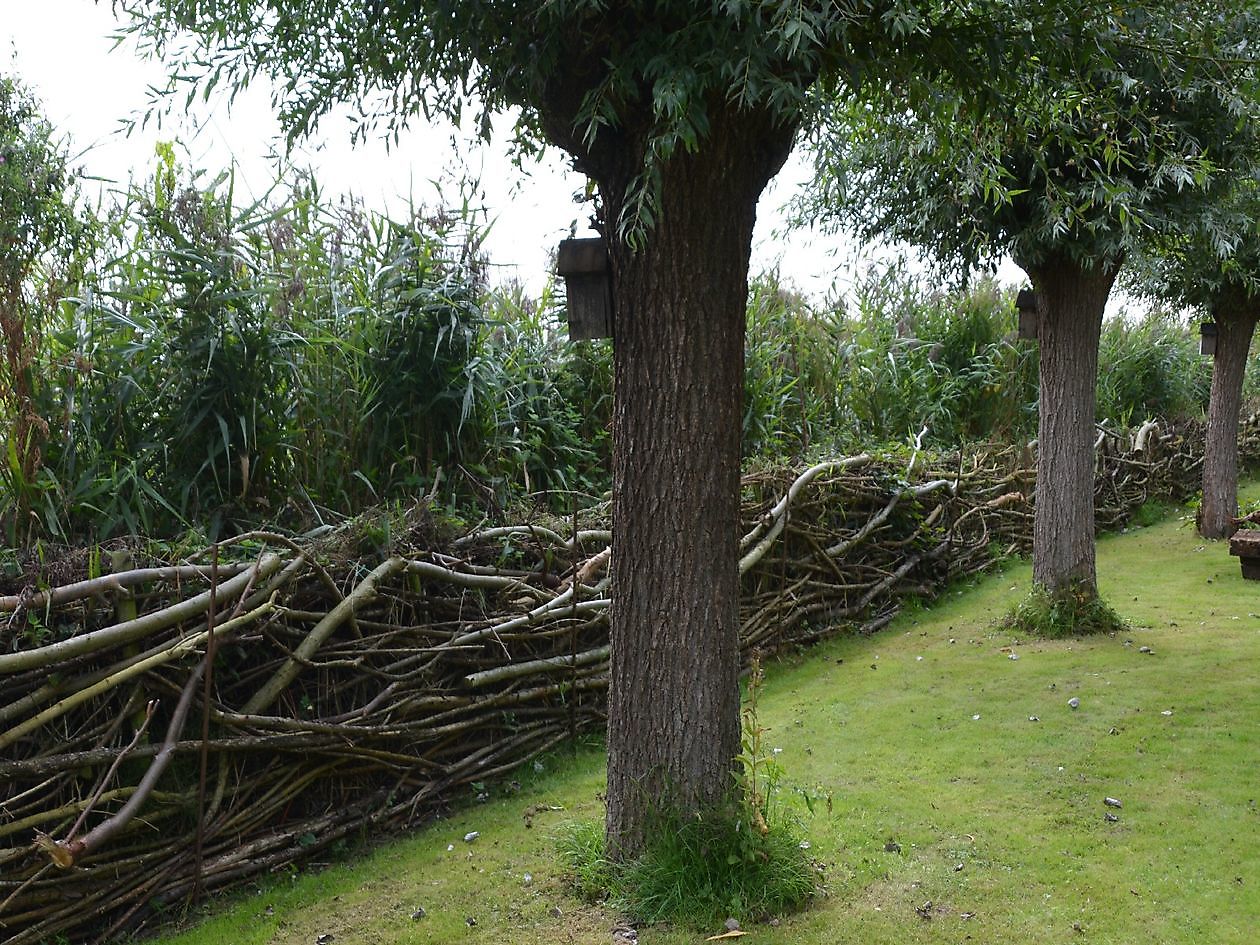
[1016,289,1038,341]
[1200,322,1217,357]
[557,238,613,341]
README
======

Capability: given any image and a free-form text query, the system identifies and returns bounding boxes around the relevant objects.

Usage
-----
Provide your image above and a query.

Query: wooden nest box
[1200,322,1217,357]
[1229,530,1260,580]
[1016,289,1038,340]
[557,238,613,341]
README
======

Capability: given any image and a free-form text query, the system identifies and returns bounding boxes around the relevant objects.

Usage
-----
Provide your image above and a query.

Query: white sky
[1,0,891,299]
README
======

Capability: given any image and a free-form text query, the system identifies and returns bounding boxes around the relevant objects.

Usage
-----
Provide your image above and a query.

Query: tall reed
[2,146,1224,547]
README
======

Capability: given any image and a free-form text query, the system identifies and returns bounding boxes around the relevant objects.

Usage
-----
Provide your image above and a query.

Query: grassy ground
[143,492,1260,945]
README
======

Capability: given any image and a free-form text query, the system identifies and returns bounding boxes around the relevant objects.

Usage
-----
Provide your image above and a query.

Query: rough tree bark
[570,106,795,858]
[1199,299,1260,539]
[1025,253,1120,599]
[527,9,802,859]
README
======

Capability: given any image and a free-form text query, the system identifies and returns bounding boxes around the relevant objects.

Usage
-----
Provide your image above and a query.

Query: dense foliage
[0,141,1221,547]
[744,266,1210,458]
[1127,179,1260,313]
[0,47,1236,548]
[804,4,1260,277]
[0,153,612,543]
[0,75,94,545]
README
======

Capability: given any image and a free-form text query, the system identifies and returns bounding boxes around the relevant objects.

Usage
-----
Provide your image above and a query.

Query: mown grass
[142,488,1260,945]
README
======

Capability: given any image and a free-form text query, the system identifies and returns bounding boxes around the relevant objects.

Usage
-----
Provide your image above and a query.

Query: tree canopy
[114,1,1126,243]
[802,3,1260,279]
[1130,178,1260,312]
[118,1,839,240]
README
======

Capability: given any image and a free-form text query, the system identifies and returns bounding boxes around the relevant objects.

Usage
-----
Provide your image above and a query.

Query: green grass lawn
[145,493,1260,945]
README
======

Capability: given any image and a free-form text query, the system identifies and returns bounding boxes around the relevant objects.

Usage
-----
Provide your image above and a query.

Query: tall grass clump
[481,280,612,509]
[1095,307,1210,426]
[746,263,1039,458]
[2,114,1223,549]
[840,267,1038,447]
[52,153,315,537]
[745,261,1211,460]
[21,147,493,539]
[253,177,489,516]
[558,657,817,927]
[350,208,486,500]
[1007,583,1128,638]
[0,73,95,544]
[113,156,300,530]
[744,273,852,458]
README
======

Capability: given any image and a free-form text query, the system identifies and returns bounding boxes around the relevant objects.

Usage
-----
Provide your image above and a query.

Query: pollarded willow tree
[114,0,850,861]
[111,0,1226,854]
[1130,181,1260,539]
[803,6,1260,611]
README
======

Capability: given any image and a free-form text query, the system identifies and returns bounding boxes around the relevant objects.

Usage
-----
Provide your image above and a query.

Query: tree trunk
[586,108,794,859]
[1199,304,1260,539]
[1025,255,1119,599]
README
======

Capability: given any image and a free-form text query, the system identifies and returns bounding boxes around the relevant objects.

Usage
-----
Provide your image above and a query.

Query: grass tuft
[558,653,818,927]
[558,806,817,927]
[1007,583,1127,638]
[556,820,614,903]
[1128,499,1175,528]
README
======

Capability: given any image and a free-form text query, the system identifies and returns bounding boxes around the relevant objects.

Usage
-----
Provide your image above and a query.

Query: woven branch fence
[0,418,1248,945]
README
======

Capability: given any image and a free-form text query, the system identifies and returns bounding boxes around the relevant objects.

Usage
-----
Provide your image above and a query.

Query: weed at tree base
[557,655,818,927]
[556,820,613,904]
[557,808,817,928]
[1006,583,1127,638]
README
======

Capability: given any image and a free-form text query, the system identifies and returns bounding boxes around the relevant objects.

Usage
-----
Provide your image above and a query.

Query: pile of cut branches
[0,419,1242,945]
